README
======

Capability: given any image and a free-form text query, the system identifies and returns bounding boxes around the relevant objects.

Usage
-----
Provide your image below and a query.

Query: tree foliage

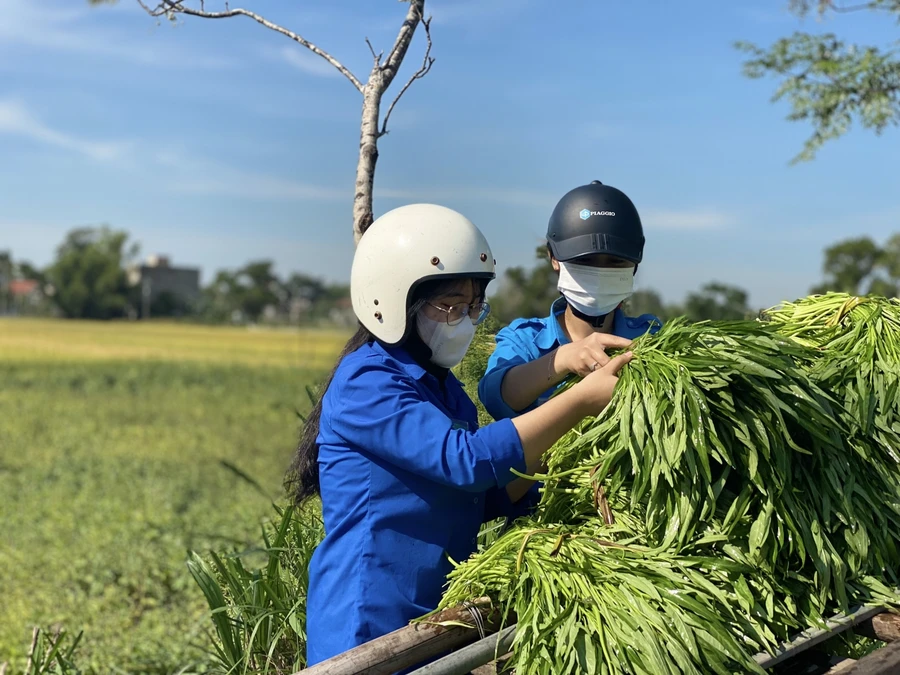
[489,245,559,325]
[812,232,900,295]
[201,262,351,324]
[682,282,754,321]
[737,1,900,162]
[624,289,675,321]
[489,247,754,325]
[46,227,136,320]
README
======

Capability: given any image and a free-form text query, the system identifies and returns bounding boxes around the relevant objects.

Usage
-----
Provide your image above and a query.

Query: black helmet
[546,180,645,264]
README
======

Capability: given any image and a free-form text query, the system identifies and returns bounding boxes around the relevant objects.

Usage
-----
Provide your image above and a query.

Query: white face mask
[557,261,635,317]
[416,312,476,368]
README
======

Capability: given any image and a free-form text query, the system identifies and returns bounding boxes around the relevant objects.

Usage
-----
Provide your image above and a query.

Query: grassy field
[0,319,348,674]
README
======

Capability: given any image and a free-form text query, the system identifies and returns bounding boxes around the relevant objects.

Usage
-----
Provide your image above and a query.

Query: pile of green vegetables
[439,293,900,675]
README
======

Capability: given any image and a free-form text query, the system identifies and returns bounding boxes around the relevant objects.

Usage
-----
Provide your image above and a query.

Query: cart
[301,598,900,675]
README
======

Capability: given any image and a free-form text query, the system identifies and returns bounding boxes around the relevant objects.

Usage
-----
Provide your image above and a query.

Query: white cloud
[170,173,349,201]
[277,45,342,78]
[378,186,557,208]
[0,0,234,69]
[153,148,349,200]
[642,208,737,231]
[0,98,132,161]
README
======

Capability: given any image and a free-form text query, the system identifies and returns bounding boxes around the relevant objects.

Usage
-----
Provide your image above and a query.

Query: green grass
[0,319,347,674]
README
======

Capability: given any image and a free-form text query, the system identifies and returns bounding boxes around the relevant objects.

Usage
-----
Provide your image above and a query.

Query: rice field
[0,318,348,368]
[0,318,349,674]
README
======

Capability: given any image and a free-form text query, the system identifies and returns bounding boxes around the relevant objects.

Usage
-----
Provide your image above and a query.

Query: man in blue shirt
[480,181,662,421]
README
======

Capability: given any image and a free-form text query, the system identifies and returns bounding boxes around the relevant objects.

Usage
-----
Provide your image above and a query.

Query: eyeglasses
[426,301,492,326]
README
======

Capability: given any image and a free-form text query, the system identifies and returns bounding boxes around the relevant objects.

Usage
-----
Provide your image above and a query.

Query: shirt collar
[373,339,460,387]
[531,297,567,351]
[373,341,429,380]
[537,297,625,350]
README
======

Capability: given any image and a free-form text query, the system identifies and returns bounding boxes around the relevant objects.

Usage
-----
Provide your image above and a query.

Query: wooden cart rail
[408,605,900,675]
[300,602,900,675]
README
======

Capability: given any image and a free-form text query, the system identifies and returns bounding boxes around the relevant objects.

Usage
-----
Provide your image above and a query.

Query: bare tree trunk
[124,0,433,247]
[353,0,429,243]
[355,81,384,245]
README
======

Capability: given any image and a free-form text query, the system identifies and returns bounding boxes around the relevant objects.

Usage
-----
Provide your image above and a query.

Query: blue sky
[0,0,898,309]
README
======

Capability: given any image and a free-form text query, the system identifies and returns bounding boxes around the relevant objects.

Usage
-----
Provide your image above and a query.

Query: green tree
[811,233,900,295]
[683,282,753,321]
[237,261,281,321]
[150,290,193,318]
[201,270,240,323]
[879,232,900,281]
[201,261,282,323]
[489,246,559,326]
[812,236,881,293]
[624,289,679,321]
[16,260,46,285]
[46,227,136,319]
[737,0,900,162]
[283,273,326,307]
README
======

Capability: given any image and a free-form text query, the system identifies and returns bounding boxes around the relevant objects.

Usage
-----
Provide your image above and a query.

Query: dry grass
[0,318,349,369]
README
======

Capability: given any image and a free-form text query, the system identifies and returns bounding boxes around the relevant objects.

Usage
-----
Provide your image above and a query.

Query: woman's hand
[556,334,634,378]
[571,350,633,413]
[511,350,634,475]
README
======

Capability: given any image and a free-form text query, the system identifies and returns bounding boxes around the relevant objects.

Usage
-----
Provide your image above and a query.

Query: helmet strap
[568,302,612,329]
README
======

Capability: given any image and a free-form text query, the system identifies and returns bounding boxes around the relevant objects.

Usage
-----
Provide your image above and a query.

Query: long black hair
[285,277,488,506]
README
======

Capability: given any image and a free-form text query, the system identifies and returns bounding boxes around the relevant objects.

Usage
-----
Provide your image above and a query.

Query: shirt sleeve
[483,481,542,522]
[477,326,535,421]
[329,357,527,492]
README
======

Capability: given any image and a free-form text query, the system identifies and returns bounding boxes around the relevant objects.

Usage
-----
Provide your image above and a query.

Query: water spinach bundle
[764,293,900,475]
[440,311,900,675]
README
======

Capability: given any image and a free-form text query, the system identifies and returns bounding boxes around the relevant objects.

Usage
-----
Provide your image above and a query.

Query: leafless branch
[790,0,879,15]
[138,1,364,92]
[383,0,426,86]
[1,661,8,675]
[366,38,383,68]
[830,1,878,11]
[379,14,434,137]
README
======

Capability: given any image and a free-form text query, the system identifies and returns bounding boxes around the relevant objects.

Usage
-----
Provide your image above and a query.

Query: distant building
[10,278,40,301]
[3,278,49,316]
[127,255,201,315]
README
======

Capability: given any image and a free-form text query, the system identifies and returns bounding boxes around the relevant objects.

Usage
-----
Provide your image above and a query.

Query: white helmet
[351,204,495,345]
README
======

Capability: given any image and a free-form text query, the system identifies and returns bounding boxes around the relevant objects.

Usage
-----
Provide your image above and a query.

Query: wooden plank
[754,606,885,669]
[838,640,900,674]
[826,657,858,674]
[856,613,900,643]
[406,625,517,675]
[299,599,500,675]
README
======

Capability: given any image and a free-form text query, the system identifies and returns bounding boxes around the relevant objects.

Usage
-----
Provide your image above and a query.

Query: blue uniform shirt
[306,340,538,667]
[479,297,662,420]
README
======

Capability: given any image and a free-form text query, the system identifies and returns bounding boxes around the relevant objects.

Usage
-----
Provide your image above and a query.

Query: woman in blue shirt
[479,180,663,421]
[286,204,632,667]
